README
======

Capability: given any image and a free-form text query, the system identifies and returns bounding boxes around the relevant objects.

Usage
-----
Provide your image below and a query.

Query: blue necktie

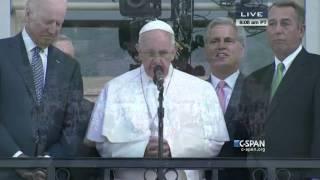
[31,47,44,104]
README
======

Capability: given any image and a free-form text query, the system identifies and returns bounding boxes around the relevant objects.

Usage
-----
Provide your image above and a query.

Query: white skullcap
[139,20,174,35]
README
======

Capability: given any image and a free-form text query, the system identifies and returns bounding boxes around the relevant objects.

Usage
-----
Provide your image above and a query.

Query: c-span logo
[234,139,266,152]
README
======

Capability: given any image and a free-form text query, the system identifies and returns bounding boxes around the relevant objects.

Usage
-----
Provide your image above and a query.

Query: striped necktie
[31,47,44,104]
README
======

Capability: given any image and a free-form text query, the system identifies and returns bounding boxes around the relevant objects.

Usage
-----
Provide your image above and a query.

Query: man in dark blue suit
[240,1,320,179]
[54,35,102,180]
[54,34,99,158]
[0,0,83,179]
[204,17,249,180]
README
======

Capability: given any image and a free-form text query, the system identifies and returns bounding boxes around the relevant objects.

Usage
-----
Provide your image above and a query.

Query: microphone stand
[157,83,165,180]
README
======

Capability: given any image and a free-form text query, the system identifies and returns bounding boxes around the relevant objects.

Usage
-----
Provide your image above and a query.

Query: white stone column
[305,0,320,55]
[0,0,11,38]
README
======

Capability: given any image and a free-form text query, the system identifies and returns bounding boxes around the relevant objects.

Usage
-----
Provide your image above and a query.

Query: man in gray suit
[204,17,248,180]
[0,0,83,179]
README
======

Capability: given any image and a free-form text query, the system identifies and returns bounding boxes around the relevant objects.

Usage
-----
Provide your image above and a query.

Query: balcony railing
[1,158,320,180]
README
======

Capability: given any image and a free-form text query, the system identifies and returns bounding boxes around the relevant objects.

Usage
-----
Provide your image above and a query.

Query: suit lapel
[267,49,308,118]
[208,73,244,117]
[224,74,244,139]
[9,34,38,103]
[208,73,244,136]
[225,74,244,119]
[42,46,60,99]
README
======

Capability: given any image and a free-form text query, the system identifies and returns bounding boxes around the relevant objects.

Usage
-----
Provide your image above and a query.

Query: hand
[16,153,47,180]
[16,169,34,180]
[32,169,47,180]
[144,136,171,158]
[16,168,47,180]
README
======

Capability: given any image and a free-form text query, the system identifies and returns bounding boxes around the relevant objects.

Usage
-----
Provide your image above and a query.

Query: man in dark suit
[54,34,102,180]
[204,17,248,180]
[240,1,320,179]
[0,0,83,179]
[54,34,99,158]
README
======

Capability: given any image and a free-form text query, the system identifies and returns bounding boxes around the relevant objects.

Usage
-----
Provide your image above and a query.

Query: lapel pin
[56,59,61,64]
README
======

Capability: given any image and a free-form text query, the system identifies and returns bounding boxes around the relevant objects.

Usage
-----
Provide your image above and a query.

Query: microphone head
[153,65,164,86]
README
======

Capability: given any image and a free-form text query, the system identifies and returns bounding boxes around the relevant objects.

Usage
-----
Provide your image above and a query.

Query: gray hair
[269,1,305,25]
[205,17,246,47]
[26,0,67,17]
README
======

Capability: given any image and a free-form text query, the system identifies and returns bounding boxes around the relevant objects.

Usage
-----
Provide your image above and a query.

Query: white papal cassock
[86,64,229,180]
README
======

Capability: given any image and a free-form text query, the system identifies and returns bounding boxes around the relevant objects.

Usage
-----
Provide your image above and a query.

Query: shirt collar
[22,27,48,56]
[274,44,302,72]
[210,70,240,90]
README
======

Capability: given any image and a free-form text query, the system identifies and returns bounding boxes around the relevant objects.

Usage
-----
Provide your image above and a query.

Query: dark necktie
[31,47,44,104]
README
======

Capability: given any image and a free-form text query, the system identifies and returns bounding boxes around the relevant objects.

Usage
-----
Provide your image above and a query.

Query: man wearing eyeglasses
[85,20,229,180]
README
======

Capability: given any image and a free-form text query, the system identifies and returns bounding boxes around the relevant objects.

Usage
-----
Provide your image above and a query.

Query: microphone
[153,65,164,90]
[153,65,165,161]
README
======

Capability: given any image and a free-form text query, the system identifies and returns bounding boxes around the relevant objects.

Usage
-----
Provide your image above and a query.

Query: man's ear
[300,24,305,35]
[240,43,245,59]
[173,46,177,54]
[25,9,29,17]
[25,6,32,22]
[170,48,177,62]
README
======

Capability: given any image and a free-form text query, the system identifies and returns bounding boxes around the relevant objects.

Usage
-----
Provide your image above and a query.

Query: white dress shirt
[273,44,302,76]
[210,70,240,109]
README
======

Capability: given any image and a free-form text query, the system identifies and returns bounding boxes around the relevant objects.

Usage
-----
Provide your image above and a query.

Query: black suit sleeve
[0,40,21,157]
[311,72,320,157]
[0,124,20,156]
[304,60,320,178]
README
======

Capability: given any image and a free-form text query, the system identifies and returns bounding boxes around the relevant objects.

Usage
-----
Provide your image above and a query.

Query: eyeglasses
[139,50,175,59]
